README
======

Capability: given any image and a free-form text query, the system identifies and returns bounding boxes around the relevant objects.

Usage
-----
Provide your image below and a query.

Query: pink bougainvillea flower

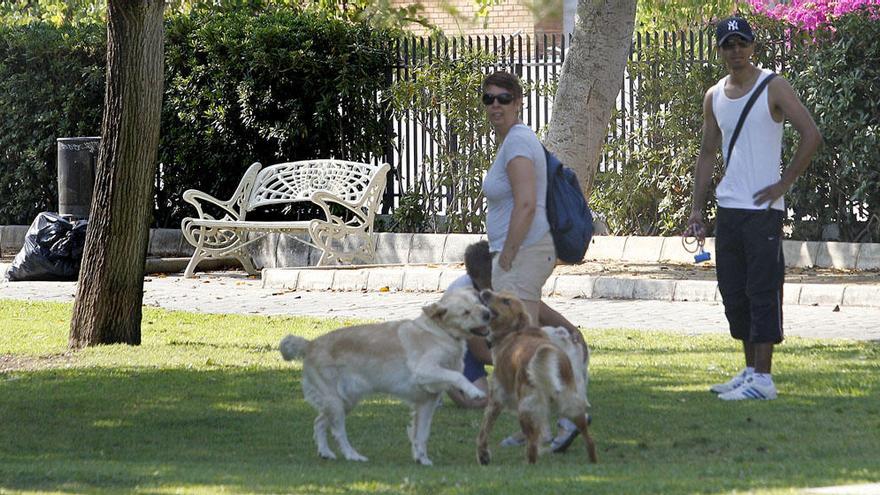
[747,0,880,29]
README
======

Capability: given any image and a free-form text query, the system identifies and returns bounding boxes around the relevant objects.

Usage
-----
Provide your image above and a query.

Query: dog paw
[344,452,369,462]
[318,450,336,460]
[415,455,433,466]
[477,449,491,465]
[465,387,486,400]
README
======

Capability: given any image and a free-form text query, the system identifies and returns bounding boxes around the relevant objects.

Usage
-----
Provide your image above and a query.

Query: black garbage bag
[4,212,88,281]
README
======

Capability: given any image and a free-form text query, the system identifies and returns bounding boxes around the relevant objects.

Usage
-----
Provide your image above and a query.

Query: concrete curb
[0,257,237,281]
[3,227,880,271]
[3,256,876,308]
[3,226,878,308]
[260,264,879,308]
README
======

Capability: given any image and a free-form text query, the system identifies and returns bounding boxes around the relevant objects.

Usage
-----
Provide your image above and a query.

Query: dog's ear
[478,289,493,304]
[422,302,447,321]
[515,309,531,330]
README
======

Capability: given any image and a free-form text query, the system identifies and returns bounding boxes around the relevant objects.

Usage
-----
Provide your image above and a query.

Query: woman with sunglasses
[480,71,555,327]
[480,72,586,452]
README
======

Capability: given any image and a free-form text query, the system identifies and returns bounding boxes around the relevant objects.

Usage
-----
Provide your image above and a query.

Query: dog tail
[279,334,309,361]
[528,344,570,395]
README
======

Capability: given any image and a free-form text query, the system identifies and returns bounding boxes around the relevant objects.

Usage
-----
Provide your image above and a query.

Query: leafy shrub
[0,8,395,227]
[0,22,105,225]
[594,39,724,236]
[782,9,880,241]
[597,10,880,241]
[157,6,395,227]
[388,48,496,233]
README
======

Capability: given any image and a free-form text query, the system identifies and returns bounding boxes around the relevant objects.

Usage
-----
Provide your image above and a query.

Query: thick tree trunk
[545,0,637,197]
[69,0,165,348]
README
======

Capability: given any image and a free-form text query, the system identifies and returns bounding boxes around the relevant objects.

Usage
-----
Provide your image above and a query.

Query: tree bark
[69,0,165,348]
[545,0,637,197]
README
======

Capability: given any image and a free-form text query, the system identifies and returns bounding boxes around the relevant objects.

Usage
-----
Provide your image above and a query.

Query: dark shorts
[462,349,487,382]
[715,207,785,344]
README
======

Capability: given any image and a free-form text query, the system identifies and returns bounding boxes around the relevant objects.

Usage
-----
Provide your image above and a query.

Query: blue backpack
[544,146,593,263]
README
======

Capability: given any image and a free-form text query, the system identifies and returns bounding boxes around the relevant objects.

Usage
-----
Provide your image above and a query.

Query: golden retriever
[280,287,493,465]
[476,290,597,464]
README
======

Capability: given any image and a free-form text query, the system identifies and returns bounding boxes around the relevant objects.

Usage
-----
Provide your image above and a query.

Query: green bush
[595,39,724,236]
[0,8,394,227]
[388,48,496,233]
[598,12,880,241]
[0,22,105,225]
[158,7,395,227]
[782,10,880,242]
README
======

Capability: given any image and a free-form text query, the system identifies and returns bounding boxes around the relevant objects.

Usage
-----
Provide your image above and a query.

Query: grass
[1,299,879,494]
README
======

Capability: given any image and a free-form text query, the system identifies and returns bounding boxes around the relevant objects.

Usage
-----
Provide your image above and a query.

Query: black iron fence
[380,28,789,214]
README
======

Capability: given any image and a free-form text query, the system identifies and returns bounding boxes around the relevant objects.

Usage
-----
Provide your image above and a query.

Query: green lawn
[1,299,878,494]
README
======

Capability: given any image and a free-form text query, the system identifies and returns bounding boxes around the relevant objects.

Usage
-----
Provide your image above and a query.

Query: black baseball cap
[716,16,755,46]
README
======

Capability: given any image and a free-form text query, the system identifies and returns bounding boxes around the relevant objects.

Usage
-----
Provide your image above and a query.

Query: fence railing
[379,28,786,217]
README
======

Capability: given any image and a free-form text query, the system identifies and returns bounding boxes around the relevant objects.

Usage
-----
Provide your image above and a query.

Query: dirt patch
[0,353,76,373]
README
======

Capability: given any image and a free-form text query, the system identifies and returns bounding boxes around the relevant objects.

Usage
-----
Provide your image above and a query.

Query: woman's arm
[498,156,537,271]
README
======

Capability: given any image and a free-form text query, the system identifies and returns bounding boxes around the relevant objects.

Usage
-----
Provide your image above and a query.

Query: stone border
[260,265,880,308]
[3,227,879,273]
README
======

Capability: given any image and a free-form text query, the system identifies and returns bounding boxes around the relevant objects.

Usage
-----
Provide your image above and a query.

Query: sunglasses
[482,92,515,105]
[720,38,752,50]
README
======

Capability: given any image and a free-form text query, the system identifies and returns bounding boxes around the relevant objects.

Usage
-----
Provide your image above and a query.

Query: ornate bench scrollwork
[180,159,390,278]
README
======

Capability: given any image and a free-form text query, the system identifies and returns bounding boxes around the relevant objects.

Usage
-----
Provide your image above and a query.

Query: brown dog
[476,290,597,465]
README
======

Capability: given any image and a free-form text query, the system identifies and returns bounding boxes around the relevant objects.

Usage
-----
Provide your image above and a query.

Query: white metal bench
[180,159,390,278]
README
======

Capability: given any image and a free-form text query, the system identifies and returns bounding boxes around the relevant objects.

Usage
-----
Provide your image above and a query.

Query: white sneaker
[718,376,778,401]
[499,432,525,447]
[709,368,751,394]
[499,430,552,447]
[551,418,583,453]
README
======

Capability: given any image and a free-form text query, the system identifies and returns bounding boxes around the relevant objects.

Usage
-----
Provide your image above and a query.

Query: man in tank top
[686,16,821,401]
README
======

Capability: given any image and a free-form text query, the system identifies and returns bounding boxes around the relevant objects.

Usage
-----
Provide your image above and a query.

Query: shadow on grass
[164,339,276,352]
[0,342,878,494]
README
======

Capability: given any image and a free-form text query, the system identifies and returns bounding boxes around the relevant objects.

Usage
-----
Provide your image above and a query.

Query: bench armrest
[182,189,238,221]
[310,190,368,226]
[181,162,262,221]
[309,163,389,228]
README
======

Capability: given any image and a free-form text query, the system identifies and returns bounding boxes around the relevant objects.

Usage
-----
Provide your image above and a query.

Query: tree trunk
[545,0,637,197]
[69,0,165,348]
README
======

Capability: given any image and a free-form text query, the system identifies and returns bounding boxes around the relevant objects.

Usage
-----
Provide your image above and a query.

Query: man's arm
[687,88,722,241]
[752,77,822,206]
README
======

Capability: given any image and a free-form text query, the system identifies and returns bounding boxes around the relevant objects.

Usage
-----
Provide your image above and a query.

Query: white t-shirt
[482,124,550,252]
[447,274,474,292]
[712,68,785,211]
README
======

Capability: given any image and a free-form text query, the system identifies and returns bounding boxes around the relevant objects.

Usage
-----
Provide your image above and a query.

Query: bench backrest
[246,159,387,211]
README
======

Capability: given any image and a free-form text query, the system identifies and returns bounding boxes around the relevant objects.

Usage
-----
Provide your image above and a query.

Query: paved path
[2,271,879,341]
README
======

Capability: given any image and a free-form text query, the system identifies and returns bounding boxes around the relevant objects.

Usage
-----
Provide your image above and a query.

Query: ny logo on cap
[728,20,739,31]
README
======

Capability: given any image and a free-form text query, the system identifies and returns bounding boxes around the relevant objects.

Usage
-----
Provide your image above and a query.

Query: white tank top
[712,68,784,211]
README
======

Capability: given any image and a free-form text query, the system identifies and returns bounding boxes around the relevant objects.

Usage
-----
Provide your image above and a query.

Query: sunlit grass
[1,298,878,494]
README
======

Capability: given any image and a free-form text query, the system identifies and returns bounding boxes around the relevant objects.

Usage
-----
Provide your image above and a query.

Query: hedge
[0,22,105,225]
[0,6,395,227]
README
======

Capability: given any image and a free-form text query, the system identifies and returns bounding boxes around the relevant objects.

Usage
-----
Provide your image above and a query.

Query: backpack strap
[724,72,776,172]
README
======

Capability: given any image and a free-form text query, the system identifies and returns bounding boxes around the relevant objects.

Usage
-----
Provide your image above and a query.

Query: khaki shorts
[491,233,556,302]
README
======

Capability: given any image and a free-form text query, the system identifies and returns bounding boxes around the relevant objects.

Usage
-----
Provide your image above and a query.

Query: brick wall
[392,0,562,37]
